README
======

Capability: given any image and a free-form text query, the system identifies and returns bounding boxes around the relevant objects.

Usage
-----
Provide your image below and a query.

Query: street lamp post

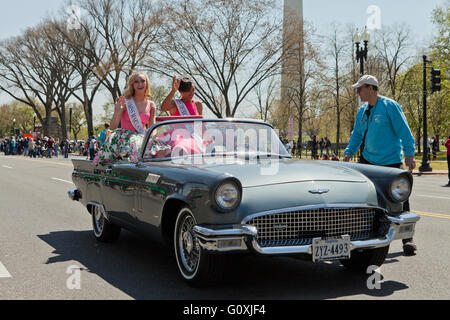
[353,27,370,77]
[33,113,36,132]
[419,55,433,172]
[353,27,370,161]
[69,106,73,141]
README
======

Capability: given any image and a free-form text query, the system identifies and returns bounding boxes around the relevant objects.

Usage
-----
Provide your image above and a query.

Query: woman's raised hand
[172,76,180,93]
[115,96,126,111]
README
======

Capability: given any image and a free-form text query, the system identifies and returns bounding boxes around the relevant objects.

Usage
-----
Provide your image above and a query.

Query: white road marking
[0,261,12,278]
[51,177,74,184]
[1,165,12,169]
[416,195,450,200]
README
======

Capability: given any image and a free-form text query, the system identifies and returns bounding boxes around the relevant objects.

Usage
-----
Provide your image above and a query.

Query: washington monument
[281,0,304,140]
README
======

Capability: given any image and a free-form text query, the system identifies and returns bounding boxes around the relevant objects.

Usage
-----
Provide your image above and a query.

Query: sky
[0,0,447,118]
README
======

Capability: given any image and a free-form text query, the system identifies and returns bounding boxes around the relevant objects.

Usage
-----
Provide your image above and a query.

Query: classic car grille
[245,207,379,247]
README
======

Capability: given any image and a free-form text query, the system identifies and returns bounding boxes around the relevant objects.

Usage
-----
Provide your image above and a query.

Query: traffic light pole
[419,55,432,172]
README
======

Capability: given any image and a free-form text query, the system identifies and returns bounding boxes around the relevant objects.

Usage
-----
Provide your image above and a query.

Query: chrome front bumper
[193,211,420,255]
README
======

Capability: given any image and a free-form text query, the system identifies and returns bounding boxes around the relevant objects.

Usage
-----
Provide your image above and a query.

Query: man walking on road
[343,75,417,255]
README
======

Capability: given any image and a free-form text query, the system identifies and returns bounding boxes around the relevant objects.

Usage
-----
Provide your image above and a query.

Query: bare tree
[0,29,59,136]
[147,0,285,118]
[74,0,163,101]
[373,24,413,101]
[249,76,278,122]
[39,21,83,140]
[280,16,324,157]
[66,102,86,141]
[52,15,105,137]
[320,23,351,156]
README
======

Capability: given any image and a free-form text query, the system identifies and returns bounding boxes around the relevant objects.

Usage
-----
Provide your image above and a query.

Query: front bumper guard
[193,211,420,255]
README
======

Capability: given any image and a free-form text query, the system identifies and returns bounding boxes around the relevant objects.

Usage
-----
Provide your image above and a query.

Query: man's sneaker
[403,242,417,256]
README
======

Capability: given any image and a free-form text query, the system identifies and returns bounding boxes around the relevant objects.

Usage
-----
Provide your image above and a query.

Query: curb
[412,171,447,176]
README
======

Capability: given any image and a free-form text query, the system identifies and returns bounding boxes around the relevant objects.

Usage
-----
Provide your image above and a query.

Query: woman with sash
[161,76,210,156]
[161,76,203,116]
[93,71,169,165]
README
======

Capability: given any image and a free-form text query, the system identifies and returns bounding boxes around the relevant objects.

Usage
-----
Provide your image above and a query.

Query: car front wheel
[174,206,225,286]
[340,245,390,273]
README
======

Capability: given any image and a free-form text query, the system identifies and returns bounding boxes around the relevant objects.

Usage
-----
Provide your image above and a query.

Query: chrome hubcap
[178,213,199,273]
[94,206,104,234]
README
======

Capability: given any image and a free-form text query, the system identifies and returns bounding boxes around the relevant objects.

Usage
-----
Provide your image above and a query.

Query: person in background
[89,136,97,160]
[47,137,54,158]
[35,139,41,157]
[11,137,16,155]
[319,138,325,158]
[98,123,111,146]
[311,136,318,160]
[28,137,35,158]
[64,139,70,158]
[431,136,438,160]
[343,75,417,256]
[54,138,60,158]
[23,138,29,156]
[325,137,331,155]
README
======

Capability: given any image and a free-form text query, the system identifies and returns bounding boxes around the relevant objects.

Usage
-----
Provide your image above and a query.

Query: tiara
[180,75,193,82]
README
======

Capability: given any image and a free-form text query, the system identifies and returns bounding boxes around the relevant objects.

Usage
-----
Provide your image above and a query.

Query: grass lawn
[418,161,448,171]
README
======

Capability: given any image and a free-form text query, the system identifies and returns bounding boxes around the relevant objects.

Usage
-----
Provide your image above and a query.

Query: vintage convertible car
[68,118,419,286]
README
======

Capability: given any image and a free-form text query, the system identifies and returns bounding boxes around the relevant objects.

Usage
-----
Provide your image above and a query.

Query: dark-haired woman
[162,76,203,116]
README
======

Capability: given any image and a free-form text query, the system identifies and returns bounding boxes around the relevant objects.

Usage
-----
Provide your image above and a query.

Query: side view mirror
[119,146,131,159]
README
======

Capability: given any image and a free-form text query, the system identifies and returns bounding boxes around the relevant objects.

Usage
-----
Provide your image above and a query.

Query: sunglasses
[356,85,367,93]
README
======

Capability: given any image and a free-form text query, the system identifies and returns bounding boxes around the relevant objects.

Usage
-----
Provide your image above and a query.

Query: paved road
[0,154,449,300]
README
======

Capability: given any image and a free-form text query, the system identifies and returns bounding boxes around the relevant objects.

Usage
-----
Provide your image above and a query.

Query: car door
[133,162,175,232]
[102,163,140,228]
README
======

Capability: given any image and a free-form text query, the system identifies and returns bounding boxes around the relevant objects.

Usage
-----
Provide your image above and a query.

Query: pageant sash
[174,99,205,152]
[124,98,145,133]
[174,99,190,116]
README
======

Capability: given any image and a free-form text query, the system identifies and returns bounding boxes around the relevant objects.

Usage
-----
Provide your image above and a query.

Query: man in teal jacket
[343,75,417,255]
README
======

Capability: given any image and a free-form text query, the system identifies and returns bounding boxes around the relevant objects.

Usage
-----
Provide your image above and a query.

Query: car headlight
[215,181,240,210]
[390,176,411,202]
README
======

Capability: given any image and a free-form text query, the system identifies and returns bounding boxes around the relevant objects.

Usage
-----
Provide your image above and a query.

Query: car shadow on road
[37,230,409,300]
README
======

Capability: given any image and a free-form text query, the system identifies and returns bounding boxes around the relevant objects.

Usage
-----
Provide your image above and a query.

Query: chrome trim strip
[193,225,257,238]
[388,211,420,240]
[193,225,257,252]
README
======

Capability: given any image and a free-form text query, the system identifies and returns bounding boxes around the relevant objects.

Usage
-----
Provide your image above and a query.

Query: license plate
[312,235,351,262]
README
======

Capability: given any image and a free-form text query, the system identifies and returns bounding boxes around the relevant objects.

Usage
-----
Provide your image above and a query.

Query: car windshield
[143,120,290,160]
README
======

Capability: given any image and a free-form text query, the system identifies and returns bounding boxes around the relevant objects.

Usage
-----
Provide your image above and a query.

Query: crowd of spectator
[1,136,70,158]
[282,136,339,161]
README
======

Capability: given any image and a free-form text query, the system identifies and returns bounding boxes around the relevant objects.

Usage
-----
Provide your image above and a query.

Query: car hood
[198,158,367,187]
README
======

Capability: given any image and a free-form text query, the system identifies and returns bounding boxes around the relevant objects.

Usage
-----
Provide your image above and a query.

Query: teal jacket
[344,96,415,165]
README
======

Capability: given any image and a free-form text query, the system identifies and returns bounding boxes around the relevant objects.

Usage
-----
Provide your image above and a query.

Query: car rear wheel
[174,206,225,286]
[340,245,389,273]
[92,205,121,243]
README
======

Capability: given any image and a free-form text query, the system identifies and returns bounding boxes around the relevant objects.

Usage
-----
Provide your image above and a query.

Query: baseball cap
[352,75,378,89]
